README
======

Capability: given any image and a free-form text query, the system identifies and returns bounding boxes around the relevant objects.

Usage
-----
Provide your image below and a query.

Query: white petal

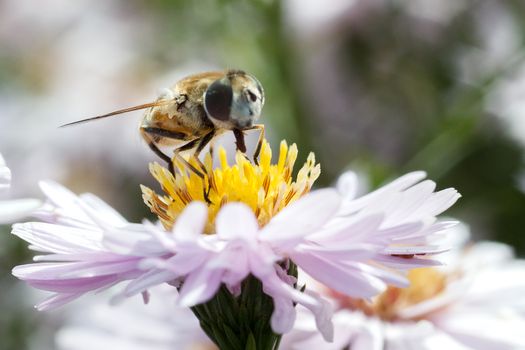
[384,245,449,255]
[336,171,358,200]
[352,318,383,350]
[271,296,297,334]
[292,252,387,298]
[103,224,165,256]
[382,180,436,225]
[215,202,259,241]
[36,293,81,311]
[434,311,525,349]
[39,180,79,209]
[12,222,103,253]
[461,241,514,270]
[177,268,222,307]
[124,270,178,297]
[339,171,427,215]
[373,254,443,269]
[79,193,128,226]
[310,213,384,244]
[0,153,11,193]
[261,189,341,243]
[172,201,208,241]
[0,198,41,223]
[410,188,461,219]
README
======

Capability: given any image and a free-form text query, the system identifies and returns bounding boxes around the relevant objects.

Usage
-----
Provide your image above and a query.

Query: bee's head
[204,70,265,129]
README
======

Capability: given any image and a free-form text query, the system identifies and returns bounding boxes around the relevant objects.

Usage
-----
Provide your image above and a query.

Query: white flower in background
[281,225,525,350]
[0,152,41,223]
[0,152,12,192]
[56,286,215,350]
[12,142,460,342]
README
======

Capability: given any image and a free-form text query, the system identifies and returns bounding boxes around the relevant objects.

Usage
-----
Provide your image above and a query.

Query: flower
[142,140,320,232]
[11,180,167,310]
[0,152,11,192]
[281,226,525,350]
[55,285,215,350]
[12,141,460,344]
[0,152,41,223]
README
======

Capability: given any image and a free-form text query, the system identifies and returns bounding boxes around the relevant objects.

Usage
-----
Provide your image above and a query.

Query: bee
[61,69,266,183]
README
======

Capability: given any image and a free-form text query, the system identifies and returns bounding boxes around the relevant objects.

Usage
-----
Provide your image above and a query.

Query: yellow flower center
[337,268,448,321]
[141,139,320,233]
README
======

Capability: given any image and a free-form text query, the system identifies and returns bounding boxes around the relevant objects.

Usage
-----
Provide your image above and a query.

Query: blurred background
[1,0,525,348]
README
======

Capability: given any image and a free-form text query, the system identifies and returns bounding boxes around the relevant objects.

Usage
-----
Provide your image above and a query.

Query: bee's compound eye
[204,80,233,121]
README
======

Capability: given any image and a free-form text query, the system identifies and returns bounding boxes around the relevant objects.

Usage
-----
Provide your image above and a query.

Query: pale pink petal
[0,198,41,223]
[270,296,296,334]
[177,267,223,307]
[373,254,443,269]
[297,243,378,261]
[310,213,385,243]
[39,180,81,211]
[216,202,259,241]
[209,245,250,286]
[336,171,359,200]
[380,180,437,225]
[26,275,119,293]
[36,293,82,311]
[383,245,449,255]
[13,222,104,253]
[155,252,211,276]
[339,171,427,215]
[172,201,208,241]
[123,270,179,297]
[292,252,387,297]
[102,224,166,256]
[261,189,341,242]
[78,193,128,226]
[409,188,461,219]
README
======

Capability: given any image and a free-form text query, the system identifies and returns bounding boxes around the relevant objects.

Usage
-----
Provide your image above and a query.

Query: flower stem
[190,264,298,350]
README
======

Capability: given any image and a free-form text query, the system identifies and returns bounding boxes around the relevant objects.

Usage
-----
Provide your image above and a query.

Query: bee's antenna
[59,100,172,128]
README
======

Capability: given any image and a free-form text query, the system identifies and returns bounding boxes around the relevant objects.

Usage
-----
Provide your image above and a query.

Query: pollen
[141,139,320,233]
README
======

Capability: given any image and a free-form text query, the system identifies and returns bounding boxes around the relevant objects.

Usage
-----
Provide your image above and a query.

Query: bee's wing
[59,100,172,128]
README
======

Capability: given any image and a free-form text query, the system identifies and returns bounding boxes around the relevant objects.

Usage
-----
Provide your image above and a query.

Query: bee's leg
[239,124,265,165]
[140,127,176,174]
[209,139,215,159]
[232,129,247,153]
[176,130,215,174]
[141,126,204,178]
[171,151,206,180]
[142,133,204,180]
[177,131,215,203]
[250,124,265,165]
[141,127,188,142]
[232,129,252,163]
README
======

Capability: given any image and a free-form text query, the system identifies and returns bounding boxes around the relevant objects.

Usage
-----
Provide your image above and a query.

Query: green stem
[189,263,298,350]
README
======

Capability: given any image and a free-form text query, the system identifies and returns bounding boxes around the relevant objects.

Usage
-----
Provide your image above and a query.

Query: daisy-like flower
[56,285,215,350]
[12,140,459,349]
[0,152,41,223]
[281,226,525,350]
